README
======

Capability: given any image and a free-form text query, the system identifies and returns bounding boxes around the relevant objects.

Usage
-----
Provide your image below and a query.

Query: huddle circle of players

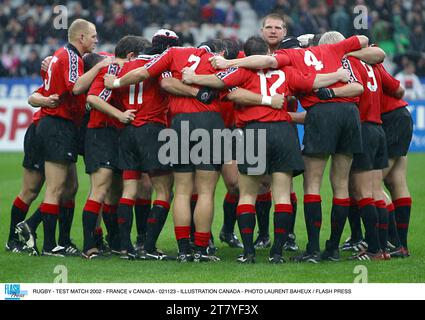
[7,14,413,264]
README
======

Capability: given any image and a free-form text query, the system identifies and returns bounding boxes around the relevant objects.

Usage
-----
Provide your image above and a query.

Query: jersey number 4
[304,51,324,71]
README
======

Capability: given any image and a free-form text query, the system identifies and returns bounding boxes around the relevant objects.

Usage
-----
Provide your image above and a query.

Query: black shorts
[84,127,120,174]
[78,112,90,157]
[237,121,304,176]
[351,122,388,171]
[381,107,413,158]
[36,116,79,164]
[119,122,171,175]
[22,123,44,172]
[170,112,225,172]
[303,103,362,156]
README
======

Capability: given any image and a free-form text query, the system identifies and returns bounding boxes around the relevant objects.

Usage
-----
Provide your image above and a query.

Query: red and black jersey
[37,43,86,125]
[219,99,236,128]
[348,57,382,124]
[87,62,123,129]
[375,64,408,114]
[113,55,169,127]
[145,46,220,117]
[274,36,363,108]
[216,66,314,127]
[32,110,41,125]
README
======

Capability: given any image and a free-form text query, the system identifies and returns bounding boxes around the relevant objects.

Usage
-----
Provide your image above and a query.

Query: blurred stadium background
[0,0,424,152]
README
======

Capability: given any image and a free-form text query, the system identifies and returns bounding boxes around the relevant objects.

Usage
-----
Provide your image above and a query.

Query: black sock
[387,203,401,248]
[190,194,198,241]
[376,200,389,250]
[348,198,363,241]
[58,201,75,246]
[135,198,151,238]
[103,204,118,241]
[271,204,292,256]
[289,193,297,234]
[144,200,170,252]
[327,198,350,250]
[9,197,29,242]
[117,198,135,251]
[26,208,43,233]
[358,198,380,253]
[40,203,60,251]
[394,197,412,249]
[82,200,101,252]
[175,226,191,254]
[304,194,322,253]
[255,192,271,238]
[222,192,238,234]
[237,204,256,255]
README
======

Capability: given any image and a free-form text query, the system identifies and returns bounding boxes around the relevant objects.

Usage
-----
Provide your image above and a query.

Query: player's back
[348,57,382,123]
[146,46,221,116]
[116,55,168,127]
[39,45,85,124]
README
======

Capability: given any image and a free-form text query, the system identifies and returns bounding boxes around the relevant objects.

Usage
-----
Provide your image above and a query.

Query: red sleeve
[88,66,116,102]
[331,36,362,57]
[376,64,400,94]
[344,57,364,86]
[62,51,84,92]
[145,49,173,77]
[286,67,315,94]
[216,67,250,87]
[274,50,292,68]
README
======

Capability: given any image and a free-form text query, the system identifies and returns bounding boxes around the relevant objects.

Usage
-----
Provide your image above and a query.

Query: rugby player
[182,36,350,263]
[208,32,369,263]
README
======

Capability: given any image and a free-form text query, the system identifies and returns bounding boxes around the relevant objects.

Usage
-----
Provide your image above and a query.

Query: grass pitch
[0,152,424,283]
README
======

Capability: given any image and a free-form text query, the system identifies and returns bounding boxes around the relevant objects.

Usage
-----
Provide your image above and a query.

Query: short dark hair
[262,13,286,28]
[114,35,149,58]
[148,33,180,55]
[222,38,240,59]
[244,36,268,56]
[198,39,224,53]
[278,36,301,50]
[83,53,105,73]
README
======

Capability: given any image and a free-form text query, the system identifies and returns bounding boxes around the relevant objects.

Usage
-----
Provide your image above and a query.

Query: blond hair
[319,31,346,45]
[68,19,94,42]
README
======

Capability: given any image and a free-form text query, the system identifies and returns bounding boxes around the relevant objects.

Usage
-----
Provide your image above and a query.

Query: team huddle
[6,14,413,264]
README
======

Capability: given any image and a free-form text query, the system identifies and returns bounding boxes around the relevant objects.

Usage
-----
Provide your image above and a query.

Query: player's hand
[118,109,136,124]
[337,67,350,83]
[98,56,116,69]
[271,94,285,109]
[209,56,229,69]
[41,56,53,72]
[196,87,218,104]
[44,94,60,108]
[316,88,336,100]
[104,74,117,89]
[182,67,195,84]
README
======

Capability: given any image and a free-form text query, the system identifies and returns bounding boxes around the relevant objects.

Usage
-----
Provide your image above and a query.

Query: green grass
[1,152,424,283]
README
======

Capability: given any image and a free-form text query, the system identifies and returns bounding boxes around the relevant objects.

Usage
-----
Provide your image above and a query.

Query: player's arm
[28,92,60,108]
[393,85,405,99]
[182,69,226,89]
[87,95,135,124]
[326,83,364,98]
[209,55,279,70]
[345,47,386,65]
[288,111,306,124]
[72,57,114,95]
[312,67,350,89]
[104,67,151,89]
[160,77,198,97]
[356,35,369,48]
[226,88,285,110]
